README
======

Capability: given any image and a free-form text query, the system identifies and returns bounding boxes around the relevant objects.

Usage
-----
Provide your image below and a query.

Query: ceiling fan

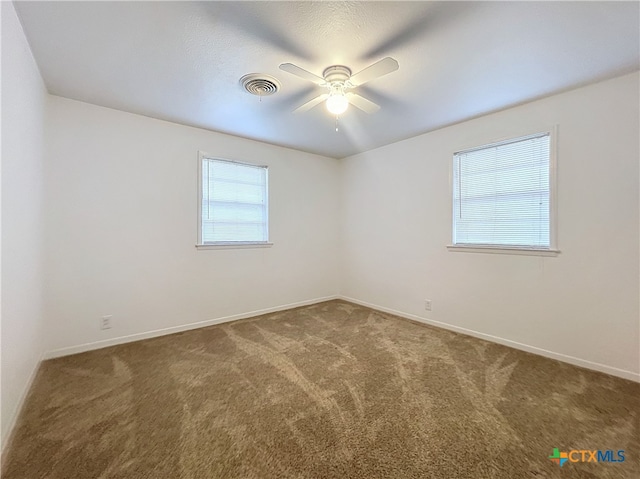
[279,57,399,116]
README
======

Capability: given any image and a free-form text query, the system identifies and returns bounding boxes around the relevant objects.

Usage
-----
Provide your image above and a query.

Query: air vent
[240,74,281,96]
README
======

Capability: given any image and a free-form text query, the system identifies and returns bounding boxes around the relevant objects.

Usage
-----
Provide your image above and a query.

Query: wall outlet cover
[101,315,113,330]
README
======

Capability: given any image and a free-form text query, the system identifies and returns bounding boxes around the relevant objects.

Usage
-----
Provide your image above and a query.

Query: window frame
[196,152,272,250]
[447,126,559,256]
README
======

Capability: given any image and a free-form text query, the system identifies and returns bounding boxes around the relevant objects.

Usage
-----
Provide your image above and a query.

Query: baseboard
[340,296,640,383]
[43,295,339,360]
[1,353,43,461]
[40,293,640,380]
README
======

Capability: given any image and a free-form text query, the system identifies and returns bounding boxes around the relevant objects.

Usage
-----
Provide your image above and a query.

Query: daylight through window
[452,132,553,250]
[199,156,269,245]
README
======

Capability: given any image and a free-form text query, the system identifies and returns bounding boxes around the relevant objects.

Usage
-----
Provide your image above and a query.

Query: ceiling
[15,1,640,159]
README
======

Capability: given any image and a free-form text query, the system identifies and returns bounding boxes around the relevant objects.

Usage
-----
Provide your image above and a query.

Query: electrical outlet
[101,315,112,330]
[424,300,432,311]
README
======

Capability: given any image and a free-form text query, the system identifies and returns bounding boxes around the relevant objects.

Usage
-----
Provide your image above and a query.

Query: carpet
[2,300,638,478]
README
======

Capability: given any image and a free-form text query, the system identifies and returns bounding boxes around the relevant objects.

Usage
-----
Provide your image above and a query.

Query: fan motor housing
[322,65,351,84]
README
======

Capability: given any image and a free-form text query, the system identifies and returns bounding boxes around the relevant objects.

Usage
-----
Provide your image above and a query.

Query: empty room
[1,1,639,477]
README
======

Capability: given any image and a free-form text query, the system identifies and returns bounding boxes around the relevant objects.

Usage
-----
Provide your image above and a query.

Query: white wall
[340,72,640,380]
[44,97,340,354]
[1,1,47,445]
[3,3,636,457]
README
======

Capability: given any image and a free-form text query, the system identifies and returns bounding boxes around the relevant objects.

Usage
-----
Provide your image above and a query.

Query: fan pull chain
[335,116,339,132]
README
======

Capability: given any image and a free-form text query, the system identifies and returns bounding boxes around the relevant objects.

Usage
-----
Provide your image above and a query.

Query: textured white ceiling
[15,1,640,158]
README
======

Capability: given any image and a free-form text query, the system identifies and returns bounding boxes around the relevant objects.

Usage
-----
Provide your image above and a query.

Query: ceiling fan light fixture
[280,58,398,117]
[326,91,349,115]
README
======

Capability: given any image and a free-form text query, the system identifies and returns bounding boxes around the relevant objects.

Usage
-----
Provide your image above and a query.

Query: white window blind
[200,157,268,244]
[452,132,551,249]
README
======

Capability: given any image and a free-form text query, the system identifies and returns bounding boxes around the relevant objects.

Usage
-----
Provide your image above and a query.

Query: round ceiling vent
[240,74,281,96]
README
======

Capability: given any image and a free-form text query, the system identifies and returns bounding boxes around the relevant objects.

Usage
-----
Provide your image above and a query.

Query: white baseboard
[43,295,339,360]
[340,296,640,383]
[1,353,43,460]
[41,292,640,382]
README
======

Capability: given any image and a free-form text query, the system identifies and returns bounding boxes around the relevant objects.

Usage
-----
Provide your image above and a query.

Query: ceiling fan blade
[362,3,473,60]
[349,57,399,86]
[293,93,329,113]
[208,4,314,61]
[346,93,381,114]
[279,63,325,85]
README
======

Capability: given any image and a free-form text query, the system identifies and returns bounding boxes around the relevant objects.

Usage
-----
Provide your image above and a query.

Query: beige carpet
[3,300,639,478]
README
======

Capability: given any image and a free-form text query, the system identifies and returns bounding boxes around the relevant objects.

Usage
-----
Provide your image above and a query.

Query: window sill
[196,242,273,250]
[446,245,560,257]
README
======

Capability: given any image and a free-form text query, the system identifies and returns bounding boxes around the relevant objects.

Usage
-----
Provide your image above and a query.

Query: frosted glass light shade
[326,93,348,115]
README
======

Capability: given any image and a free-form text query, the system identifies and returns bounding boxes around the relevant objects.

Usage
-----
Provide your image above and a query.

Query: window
[197,154,270,247]
[450,130,557,254]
